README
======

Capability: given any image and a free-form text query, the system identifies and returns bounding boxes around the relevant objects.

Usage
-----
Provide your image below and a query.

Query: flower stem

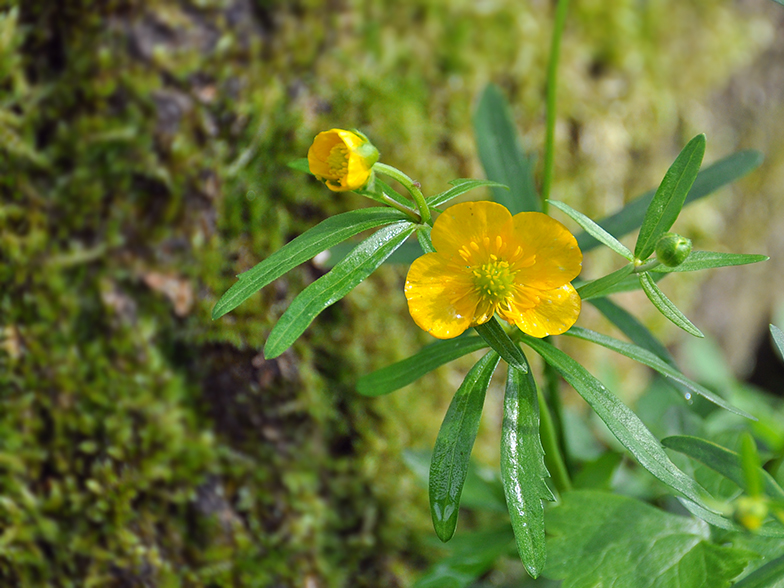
[634,258,662,273]
[540,0,571,213]
[373,163,432,225]
[538,387,572,495]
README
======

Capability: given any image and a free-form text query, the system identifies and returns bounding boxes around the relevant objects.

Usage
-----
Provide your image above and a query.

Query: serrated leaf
[575,264,634,300]
[547,199,633,261]
[578,150,763,253]
[639,272,704,337]
[635,134,706,260]
[545,491,755,588]
[564,326,753,419]
[521,335,716,510]
[430,351,501,542]
[474,84,539,214]
[770,324,784,363]
[652,251,769,273]
[427,179,509,209]
[501,363,553,578]
[662,436,784,501]
[733,554,784,588]
[212,208,409,319]
[264,222,415,358]
[474,317,528,373]
[356,336,488,397]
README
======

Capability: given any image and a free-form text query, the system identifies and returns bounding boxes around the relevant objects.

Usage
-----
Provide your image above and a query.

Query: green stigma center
[327,143,349,177]
[473,259,516,301]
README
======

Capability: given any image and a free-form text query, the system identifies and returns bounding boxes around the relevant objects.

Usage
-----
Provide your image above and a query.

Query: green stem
[373,163,432,225]
[540,0,571,213]
[374,187,422,222]
[538,387,572,495]
[634,258,662,273]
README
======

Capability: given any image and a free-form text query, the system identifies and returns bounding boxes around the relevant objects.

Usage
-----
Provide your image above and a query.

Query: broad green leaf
[733,554,784,588]
[661,436,784,501]
[545,491,755,588]
[287,158,311,174]
[589,298,673,362]
[639,272,704,337]
[356,336,488,397]
[501,363,553,578]
[635,134,706,260]
[577,150,763,253]
[575,264,633,300]
[652,251,769,273]
[770,324,784,362]
[521,335,716,510]
[474,317,528,373]
[212,208,409,319]
[428,179,509,209]
[564,326,752,419]
[430,351,501,542]
[547,199,633,261]
[264,222,416,358]
[413,527,514,588]
[473,84,539,214]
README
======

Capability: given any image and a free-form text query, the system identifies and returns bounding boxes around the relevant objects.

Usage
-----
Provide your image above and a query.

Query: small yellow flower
[307,129,379,192]
[405,201,582,339]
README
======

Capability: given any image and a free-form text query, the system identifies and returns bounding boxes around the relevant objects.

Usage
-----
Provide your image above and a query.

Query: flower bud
[655,232,692,267]
[733,496,769,531]
[307,129,379,192]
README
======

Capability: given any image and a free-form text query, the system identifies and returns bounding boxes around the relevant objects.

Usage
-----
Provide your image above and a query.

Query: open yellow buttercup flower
[405,201,582,339]
[307,129,379,192]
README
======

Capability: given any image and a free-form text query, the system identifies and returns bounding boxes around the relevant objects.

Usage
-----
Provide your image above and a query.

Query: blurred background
[1,0,784,585]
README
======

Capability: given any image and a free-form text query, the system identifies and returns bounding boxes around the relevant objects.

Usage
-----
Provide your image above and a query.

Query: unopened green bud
[733,496,769,531]
[655,233,692,267]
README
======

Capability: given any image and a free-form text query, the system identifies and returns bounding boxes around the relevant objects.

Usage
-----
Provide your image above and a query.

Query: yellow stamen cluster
[327,143,349,177]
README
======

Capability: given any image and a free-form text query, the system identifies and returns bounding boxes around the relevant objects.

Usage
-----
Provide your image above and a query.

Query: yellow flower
[405,201,582,339]
[307,129,379,192]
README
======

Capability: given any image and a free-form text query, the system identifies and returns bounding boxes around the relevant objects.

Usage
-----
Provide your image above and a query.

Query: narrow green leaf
[264,222,415,358]
[639,272,704,337]
[575,264,634,301]
[287,158,311,174]
[473,84,539,213]
[661,436,784,501]
[732,554,784,588]
[369,177,415,208]
[564,326,753,419]
[679,498,784,538]
[428,179,509,209]
[770,324,784,362]
[417,225,436,254]
[212,208,408,319]
[501,362,553,578]
[547,200,633,261]
[741,433,764,498]
[474,317,528,373]
[652,251,769,273]
[577,268,666,300]
[545,491,755,588]
[356,336,488,397]
[635,134,706,260]
[521,336,716,510]
[430,351,501,542]
[589,298,673,363]
[577,150,763,253]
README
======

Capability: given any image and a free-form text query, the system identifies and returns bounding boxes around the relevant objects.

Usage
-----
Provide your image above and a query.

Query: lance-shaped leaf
[501,363,554,578]
[212,208,409,319]
[652,251,769,273]
[428,179,509,209]
[430,351,501,542]
[732,554,784,588]
[678,498,784,538]
[564,327,753,419]
[356,336,488,397]
[639,272,704,337]
[547,199,633,261]
[474,317,528,373]
[589,298,673,362]
[520,335,716,511]
[264,222,416,358]
[661,436,784,501]
[635,134,706,260]
[417,225,436,254]
[575,264,634,301]
[578,150,763,253]
[770,324,784,362]
[474,84,539,214]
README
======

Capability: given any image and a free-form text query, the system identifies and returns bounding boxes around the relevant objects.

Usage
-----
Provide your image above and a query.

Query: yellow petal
[505,212,582,289]
[307,130,342,179]
[405,253,479,339]
[431,201,512,261]
[500,283,581,338]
